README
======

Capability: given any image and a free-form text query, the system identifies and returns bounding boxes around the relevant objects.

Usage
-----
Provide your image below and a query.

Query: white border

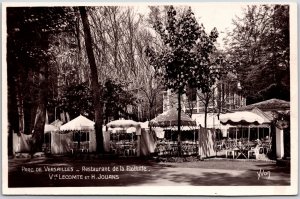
[2,1,298,195]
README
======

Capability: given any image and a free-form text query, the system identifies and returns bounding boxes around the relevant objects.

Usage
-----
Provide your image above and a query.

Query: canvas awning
[219,111,265,126]
[60,115,95,131]
[149,108,196,128]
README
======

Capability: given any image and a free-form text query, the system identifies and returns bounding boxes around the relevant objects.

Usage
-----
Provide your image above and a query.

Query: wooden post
[235,127,237,143]
[178,92,182,156]
[136,126,141,157]
[276,127,284,159]
[248,126,250,141]
[137,135,141,157]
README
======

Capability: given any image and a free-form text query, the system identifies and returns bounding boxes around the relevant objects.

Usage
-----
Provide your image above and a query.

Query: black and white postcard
[2,2,298,195]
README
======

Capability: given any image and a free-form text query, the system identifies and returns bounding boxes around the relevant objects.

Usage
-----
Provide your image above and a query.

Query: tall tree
[225,5,290,104]
[7,7,75,153]
[146,6,219,154]
[79,7,104,153]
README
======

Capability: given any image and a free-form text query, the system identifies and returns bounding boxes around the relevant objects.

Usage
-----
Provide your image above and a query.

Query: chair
[125,148,130,156]
[262,142,272,154]
[226,149,237,159]
[248,146,264,159]
[70,142,78,154]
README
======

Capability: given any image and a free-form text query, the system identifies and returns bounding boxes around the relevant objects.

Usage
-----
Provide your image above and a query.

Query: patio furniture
[235,146,248,159]
[107,119,141,157]
[150,108,197,157]
[261,141,272,154]
[248,146,264,159]
[225,148,239,159]
[215,140,224,151]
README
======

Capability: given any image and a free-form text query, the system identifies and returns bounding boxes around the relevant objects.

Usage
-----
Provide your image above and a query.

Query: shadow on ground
[8,156,290,187]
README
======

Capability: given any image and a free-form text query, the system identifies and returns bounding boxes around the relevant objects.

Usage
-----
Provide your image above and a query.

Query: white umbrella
[109,127,124,134]
[126,127,136,133]
[107,119,140,128]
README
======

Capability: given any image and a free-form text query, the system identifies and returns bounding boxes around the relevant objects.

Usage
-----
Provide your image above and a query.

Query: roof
[60,115,95,131]
[250,107,272,123]
[149,107,196,127]
[237,98,290,111]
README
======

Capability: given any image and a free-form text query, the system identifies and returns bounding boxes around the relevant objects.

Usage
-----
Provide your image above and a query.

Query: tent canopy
[60,115,95,131]
[219,111,265,126]
[106,119,141,129]
[149,107,196,127]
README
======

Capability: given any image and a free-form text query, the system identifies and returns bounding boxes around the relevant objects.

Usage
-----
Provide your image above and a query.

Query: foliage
[103,79,138,121]
[54,79,138,122]
[146,6,219,95]
[225,5,290,104]
[58,83,94,120]
[146,5,220,145]
[7,7,76,152]
[7,7,76,72]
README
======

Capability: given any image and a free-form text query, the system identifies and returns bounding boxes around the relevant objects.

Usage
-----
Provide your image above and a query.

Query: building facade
[163,73,246,115]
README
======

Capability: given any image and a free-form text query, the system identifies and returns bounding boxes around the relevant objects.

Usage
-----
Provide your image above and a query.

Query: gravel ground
[7,155,290,187]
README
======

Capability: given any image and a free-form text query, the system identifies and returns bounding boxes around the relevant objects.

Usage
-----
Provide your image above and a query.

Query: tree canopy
[225,5,289,104]
[146,6,219,95]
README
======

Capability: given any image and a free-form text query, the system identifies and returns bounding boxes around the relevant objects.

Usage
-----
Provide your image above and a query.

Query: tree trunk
[204,105,208,129]
[15,76,24,135]
[79,7,104,154]
[31,64,48,153]
[204,93,210,129]
[271,122,277,159]
[8,75,18,156]
[177,91,182,156]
